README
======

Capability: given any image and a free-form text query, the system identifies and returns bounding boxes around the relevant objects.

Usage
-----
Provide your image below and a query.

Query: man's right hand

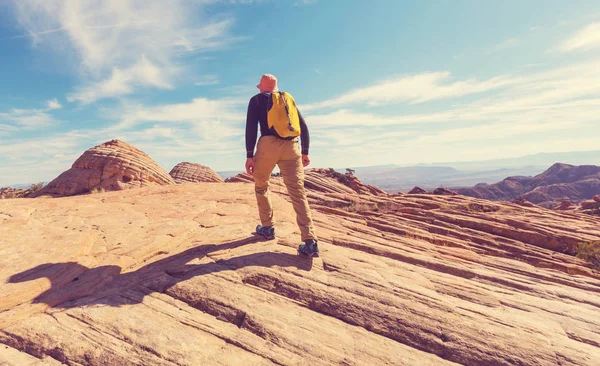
[245,158,255,176]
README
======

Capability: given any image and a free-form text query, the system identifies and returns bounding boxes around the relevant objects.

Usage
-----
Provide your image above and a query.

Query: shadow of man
[8,236,313,309]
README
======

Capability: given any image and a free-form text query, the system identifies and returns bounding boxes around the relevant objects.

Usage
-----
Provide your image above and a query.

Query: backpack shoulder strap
[279,92,291,116]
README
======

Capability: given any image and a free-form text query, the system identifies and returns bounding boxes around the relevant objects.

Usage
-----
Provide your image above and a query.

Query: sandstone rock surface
[33,140,175,197]
[226,169,386,197]
[169,162,224,184]
[2,171,600,365]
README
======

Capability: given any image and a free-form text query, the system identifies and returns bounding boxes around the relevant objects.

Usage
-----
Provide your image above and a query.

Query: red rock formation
[576,196,600,216]
[433,187,458,196]
[581,199,600,210]
[304,168,386,196]
[456,163,600,207]
[225,172,254,183]
[555,199,575,210]
[345,175,386,196]
[226,168,386,197]
[408,186,428,194]
[302,169,357,195]
[33,140,174,197]
[512,197,536,207]
[169,162,223,184]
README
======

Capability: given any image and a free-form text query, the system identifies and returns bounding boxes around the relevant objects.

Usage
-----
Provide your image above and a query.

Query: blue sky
[1,0,600,186]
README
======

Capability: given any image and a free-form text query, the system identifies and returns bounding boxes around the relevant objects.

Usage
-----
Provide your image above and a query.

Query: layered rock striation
[169,162,223,184]
[2,167,600,365]
[33,140,175,197]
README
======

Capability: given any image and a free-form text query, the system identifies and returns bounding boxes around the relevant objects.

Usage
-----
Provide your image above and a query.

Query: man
[245,74,319,257]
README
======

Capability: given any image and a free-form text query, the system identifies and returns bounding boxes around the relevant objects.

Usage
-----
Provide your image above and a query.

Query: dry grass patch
[576,241,600,269]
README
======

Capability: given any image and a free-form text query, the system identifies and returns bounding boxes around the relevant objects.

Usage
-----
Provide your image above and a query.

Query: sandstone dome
[34,139,175,197]
[169,162,223,184]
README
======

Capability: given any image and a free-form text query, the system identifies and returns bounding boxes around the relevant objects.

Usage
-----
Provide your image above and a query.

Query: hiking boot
[255,224,275,240]
[298,239,319,257]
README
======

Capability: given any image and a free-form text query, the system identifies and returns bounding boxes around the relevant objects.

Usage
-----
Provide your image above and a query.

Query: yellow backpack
[267,92,301,139]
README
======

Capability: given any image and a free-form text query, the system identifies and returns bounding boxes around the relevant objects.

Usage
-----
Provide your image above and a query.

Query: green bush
[328,168,349,185]
[576,241,600,269]
[29,182,44,192]
[346,202,378,212]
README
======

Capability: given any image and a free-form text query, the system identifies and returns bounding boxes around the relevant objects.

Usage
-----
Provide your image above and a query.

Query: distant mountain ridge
[455,163,600,208]
[336,150,600,193]
[350,166,547,192]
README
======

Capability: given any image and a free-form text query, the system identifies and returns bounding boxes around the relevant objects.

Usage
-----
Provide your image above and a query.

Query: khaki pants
[253,136,318,242]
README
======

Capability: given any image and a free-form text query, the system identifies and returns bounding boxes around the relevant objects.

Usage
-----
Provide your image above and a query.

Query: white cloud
[195,75,220,86]
[67,56,174,104]
[413,120,578,145]
[557,22,600,52]
[487,37,520,54]
[294,0,317,5]
[119,98,244,128]
[517,63,544,68]
[46,98,62,110]
[305,60,600,125]
[12,0,238,103]
[219,84,257,95]
[0,124,19,136]
[303,72,517,111]
[304,59,600,167]
[0,108,57,130]
[0,132,89,186]
[307,109,450,127]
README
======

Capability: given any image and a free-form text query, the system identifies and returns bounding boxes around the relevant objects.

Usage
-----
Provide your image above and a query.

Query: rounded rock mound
[225,172,254,183]
[433,187,458,196]
[34,139,175,197]
[169,162,223,184]
[408,186,428,194]
[555,199,575,210]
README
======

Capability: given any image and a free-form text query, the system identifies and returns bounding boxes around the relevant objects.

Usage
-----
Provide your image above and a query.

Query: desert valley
[1,140,600,365]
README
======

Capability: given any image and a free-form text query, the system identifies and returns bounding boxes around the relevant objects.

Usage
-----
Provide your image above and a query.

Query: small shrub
[377,202,402,211]
[29,182,44,192]
[328,168,349,185]
[346,202,378,212]
[346,168,356,176]
[576,241,600,269]
[90,187,105,194]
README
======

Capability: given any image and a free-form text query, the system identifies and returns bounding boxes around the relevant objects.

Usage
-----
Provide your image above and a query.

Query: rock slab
[1,170,600,365]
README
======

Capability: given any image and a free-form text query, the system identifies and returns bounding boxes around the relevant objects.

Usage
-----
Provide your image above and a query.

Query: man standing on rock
[245,74,319,257]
